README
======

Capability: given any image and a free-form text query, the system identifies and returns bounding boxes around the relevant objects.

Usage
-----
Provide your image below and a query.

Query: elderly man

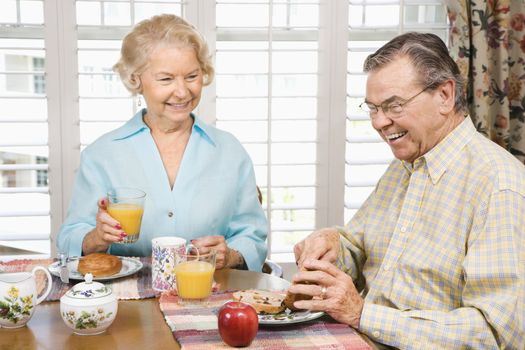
[290,32,524,349]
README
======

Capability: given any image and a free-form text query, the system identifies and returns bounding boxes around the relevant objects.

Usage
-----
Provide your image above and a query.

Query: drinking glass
[174,246,216,306]
[107,187,146,244]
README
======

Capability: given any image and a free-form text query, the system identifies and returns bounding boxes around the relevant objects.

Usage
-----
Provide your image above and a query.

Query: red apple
[218,301,258,347]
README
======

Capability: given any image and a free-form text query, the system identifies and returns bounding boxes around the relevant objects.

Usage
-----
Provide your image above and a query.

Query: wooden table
[0,269,379,350]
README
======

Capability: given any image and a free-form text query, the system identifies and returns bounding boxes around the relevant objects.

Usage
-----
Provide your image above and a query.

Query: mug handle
[31,266,53,305]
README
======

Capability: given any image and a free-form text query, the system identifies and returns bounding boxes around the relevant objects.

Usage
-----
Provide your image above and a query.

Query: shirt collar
[112,108,216,146]
[402,116,475,184]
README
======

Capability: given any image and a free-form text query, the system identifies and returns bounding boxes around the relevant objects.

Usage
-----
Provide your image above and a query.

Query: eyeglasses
[359,85,431,119]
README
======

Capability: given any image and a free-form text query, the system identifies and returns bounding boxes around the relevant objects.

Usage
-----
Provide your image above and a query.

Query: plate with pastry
[48,253,143,281]
[232,289,324,325]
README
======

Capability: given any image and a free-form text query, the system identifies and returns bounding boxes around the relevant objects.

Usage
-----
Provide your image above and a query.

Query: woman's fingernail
[115,223,122,230]
[120,232,127,237]
[101,199,106,205]
[118,237,123,242]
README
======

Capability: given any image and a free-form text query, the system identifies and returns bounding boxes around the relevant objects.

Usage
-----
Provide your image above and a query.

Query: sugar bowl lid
[64,273,113,299]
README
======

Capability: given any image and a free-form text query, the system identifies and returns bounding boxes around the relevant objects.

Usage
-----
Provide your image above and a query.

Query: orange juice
[107,203,144,235]
[174,261,215,299]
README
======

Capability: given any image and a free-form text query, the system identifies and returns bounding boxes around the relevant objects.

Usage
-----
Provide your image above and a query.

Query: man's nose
[371,108,392,128]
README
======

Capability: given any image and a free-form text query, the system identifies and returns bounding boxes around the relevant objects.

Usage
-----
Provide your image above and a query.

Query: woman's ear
[437,79,456,114]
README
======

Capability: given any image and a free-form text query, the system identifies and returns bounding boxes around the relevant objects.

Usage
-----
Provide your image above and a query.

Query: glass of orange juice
[174,246,216,306]
[107,187,146,244]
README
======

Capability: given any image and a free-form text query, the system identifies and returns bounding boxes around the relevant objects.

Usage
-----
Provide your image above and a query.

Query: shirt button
[168,211,173,218]
[373,330,381,338]
[383,263,391,271]
[400,226,407,233]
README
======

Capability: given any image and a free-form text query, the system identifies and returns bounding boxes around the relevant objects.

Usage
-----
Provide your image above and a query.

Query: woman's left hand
[287,259,364,329]
[191,235,241,269]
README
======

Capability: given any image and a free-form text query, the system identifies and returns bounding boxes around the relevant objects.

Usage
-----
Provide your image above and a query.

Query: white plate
[48,257,143,281]
[258,309,325,325]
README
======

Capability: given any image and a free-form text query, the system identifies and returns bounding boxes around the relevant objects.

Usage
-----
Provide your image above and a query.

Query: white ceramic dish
[48,257,143,281]
[258,309,325,325]
[60,273,118,335]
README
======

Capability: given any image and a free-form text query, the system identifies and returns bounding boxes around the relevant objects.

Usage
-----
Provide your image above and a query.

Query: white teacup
[0,266,52,328]
[151,236,186,291]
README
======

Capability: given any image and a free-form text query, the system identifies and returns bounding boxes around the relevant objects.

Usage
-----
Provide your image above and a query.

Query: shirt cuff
[359,302,424,349]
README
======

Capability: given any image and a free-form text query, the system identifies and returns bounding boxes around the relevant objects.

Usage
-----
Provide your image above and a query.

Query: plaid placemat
[0,257,157,301]
[159,291,373,350]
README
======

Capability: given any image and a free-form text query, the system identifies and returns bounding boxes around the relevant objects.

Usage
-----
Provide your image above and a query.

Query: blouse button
[168,211,173,218]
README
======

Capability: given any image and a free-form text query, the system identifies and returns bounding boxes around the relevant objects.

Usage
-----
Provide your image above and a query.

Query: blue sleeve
[57,148,108,257]
[225,153,268,271]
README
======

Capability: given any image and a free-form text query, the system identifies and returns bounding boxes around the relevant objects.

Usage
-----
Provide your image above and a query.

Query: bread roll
[283,267,314,311]
[232,289,286,314]
[77,253,122,277]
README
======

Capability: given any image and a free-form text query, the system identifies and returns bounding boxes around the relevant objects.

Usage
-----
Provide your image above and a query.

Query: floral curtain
[447,0,525,164]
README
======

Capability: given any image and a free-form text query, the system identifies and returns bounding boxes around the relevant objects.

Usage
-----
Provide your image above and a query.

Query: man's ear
[437,79,455,114]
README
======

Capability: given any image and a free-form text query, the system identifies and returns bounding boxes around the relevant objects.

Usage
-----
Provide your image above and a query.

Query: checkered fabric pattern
[337,117,525,349]
[0,257,156,300]
[159,291,373,349]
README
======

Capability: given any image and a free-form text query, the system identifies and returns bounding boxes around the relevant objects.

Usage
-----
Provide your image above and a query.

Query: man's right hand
[293,227,341,268]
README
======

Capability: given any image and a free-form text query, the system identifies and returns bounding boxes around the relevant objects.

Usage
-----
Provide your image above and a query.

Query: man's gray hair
[363,32,467,114]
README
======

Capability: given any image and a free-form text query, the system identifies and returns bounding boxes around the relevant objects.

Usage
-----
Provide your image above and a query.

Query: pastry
[232,289,286,314]
[77,253,122,277]
[283,267,314,311]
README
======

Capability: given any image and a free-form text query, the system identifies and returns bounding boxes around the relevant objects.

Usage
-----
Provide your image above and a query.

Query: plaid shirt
[337,117,525,349]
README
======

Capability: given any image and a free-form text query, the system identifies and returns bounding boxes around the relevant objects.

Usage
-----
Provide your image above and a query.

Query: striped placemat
[0,257,157,301]
[159,291,373,350]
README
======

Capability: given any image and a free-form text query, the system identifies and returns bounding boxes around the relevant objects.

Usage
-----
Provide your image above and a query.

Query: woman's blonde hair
[113,14,214,95]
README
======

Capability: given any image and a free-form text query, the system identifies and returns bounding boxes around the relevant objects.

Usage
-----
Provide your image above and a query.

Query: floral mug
[0,266,52,328]
[151,236,186,291]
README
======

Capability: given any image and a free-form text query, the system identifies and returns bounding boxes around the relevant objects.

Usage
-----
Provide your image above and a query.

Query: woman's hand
[287,259,364,328]
[191,235,243,269]
[294,228,341,268]
[81,198,127,255]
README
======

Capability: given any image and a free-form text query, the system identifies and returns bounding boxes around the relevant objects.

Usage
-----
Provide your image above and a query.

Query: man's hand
[294,227,340,268]
[287,259,364,328]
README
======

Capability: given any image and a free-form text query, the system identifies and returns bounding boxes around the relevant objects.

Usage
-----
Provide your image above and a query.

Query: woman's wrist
[82,229,109,255]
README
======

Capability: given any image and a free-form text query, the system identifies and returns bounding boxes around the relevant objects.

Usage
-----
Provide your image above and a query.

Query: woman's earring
[137,95,142,107]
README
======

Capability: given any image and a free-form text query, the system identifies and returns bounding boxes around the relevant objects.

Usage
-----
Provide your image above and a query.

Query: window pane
[21,1,44,24]
[76,2,102,25]
[104,2,131,26]
[272,143,316,164]
[272,74,317,96]
[216,4,269,27]
[215,120,268,142]
[272,120,316,142]
[134,3,182,23]
[216,98,268,120]
[0,0,17,23]
[272,165,315,186]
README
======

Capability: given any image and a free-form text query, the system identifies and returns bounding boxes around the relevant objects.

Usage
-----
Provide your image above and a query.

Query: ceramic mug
[0,266,53,328]
[151,236,187,291]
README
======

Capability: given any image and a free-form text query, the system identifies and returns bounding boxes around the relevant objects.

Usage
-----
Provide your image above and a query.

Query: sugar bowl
[60,273,117,335]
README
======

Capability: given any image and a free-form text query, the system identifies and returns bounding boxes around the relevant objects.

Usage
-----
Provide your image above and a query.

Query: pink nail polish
[120,232,127,237]
[115,223,122,230]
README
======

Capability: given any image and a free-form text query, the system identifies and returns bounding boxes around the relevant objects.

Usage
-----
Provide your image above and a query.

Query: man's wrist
[228,249,247,270]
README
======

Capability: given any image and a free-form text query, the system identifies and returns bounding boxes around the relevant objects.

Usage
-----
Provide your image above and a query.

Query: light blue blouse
[57,109,268,271]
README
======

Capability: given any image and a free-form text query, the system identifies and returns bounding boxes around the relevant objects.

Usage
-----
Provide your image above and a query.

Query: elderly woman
[57,14,267,271]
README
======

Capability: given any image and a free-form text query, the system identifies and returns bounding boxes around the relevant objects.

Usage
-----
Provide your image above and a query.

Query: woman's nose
[172,78,189,98]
